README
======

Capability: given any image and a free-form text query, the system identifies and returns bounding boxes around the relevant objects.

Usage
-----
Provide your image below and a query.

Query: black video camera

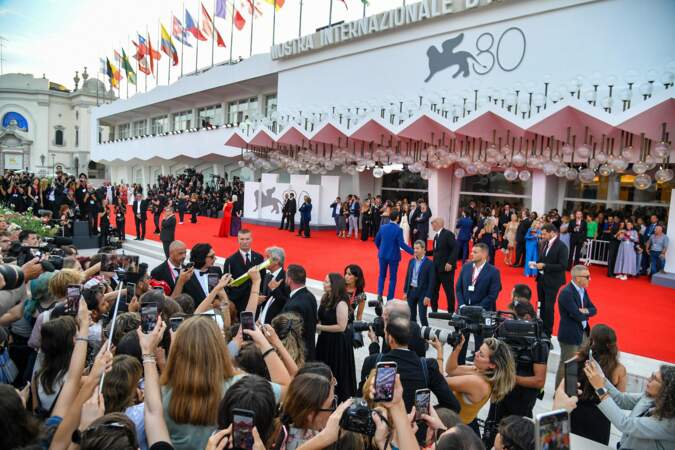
[494,315,550,366]
[339,398,383,437]
[352,315,385,338]
[428,305,503,347]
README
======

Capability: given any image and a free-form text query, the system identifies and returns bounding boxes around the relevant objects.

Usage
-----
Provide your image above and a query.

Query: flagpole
[96,59,100,106]
[195,7,200,74]
[229,1,234,63]
[181,4,185,78]
[329,0,333,26]
[299,0,303,38]
[363,1,366,18]
[272,1,276,46]
[211,0,216,67]
[166,23,171,85]
[249,1,254,57]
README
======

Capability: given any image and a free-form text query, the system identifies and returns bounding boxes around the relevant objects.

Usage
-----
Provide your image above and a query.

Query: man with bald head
[367,300,426,357]
[150,240,187,294]
[426,217,458,312]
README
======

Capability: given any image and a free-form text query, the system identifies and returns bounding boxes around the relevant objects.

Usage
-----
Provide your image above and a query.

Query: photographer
[366,300,426,357]
[360,316,460,414]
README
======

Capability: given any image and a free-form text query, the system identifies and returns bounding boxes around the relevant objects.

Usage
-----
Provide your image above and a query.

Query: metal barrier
[581,239,610,266]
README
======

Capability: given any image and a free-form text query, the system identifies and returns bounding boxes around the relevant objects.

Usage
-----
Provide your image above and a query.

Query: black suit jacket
[360,349,460,413]
[150,260,179,293]
[570,220,588,243]
[557,283,597,345]
[426,228,458,270]
[536,238,569,290]
[223,250,265,312]
[516,218,532,242]
[283,287,318,361]
[368,322,426,357]
[160,215,176,242]
[287,198,297,215]
[256,269,290,324]
[182,266,223,306]
[132,200,148,221]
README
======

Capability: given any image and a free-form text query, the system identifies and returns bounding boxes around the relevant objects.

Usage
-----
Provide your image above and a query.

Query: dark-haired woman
[0,384,43,449]
[344,264,366,321]
[315,273,356,402]
[571,324,627,445]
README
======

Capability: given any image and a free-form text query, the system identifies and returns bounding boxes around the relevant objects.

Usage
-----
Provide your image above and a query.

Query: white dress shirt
[260,267,283,323]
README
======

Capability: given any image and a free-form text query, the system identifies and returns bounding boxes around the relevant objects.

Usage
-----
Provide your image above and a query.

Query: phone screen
[240,312,255,341]
[141,303,158,333]
[414,389,431,420]
[232,409,255,450]
[208,273,219,292]
[169,317,184,332]
[374,362,397,402]
[126,282,136,301]
[65,285,81,316]
[101,254,115,272]
[536,410,570,450]
[564,358,578,397]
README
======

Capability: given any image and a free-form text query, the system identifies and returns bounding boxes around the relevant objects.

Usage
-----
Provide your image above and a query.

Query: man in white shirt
[255,246,290,324]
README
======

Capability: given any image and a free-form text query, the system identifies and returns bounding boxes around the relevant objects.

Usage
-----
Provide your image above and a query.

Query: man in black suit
[74,173,89,219]
[330,196,342,235]
[426,217,458,313]
[279,193,289,230]
[367,300,426,357]
[132,192,148,240]
[554,264,597,387]
[223,229,265,313]
[513,209,531,267]
[255,246,290,324]
[286,193,297,232]
[360,316,460,413]
[534,223,569,337]
[159,206,177,258]
[568,210,588,269]
[282,264,317,361]
[150,240,187,295]
[172,243,222,306]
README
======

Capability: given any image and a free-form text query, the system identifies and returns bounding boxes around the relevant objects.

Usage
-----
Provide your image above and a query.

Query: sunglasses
[318,395,338,413]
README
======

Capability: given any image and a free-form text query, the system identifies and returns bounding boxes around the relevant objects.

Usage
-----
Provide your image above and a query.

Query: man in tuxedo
[374,209,414,302]
[279,193,289,230]
[408,201,419,243]
[534,223,569,337]
[223,229,265,313]
[132,192,148,240]
[74,173,89,219]
[256,246,290,324]
[403,240,435,327]
[282,264,318,361]
[554,265,597,388]
[455,242,502,363]
[514,209,532,267]
[426,218,458,312]
[366,300,426,357]
[568,210,588,268]
[286,193,297,233]
[150,240,187,294]
[498,204,512,237]
[330,196,342,235]
[159,206,177,258]
[348,195,360,239]
[172,242,222,306]
[413,201,431,244]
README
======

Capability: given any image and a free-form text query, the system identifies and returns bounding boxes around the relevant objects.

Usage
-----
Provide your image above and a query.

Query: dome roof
[82,78,106,94]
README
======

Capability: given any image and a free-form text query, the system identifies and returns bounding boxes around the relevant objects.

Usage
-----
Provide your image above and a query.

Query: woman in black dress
[571,324,627,445]
[315,272,356,403]
[98,199,111,247]
[115,198,126,241]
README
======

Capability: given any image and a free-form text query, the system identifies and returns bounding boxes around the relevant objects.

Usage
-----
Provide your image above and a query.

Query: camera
[367,299,383,316]
[428,305,503,347]
[339,398,380,437]
[494,316,550,366]
[352,315,385,338]
[421,326,461,347]
[0,264,25,291]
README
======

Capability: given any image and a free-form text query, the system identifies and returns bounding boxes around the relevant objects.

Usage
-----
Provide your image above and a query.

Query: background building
[0,70,114,177]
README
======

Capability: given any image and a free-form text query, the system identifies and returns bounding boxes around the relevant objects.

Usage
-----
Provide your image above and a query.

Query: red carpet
[126,211,675,363]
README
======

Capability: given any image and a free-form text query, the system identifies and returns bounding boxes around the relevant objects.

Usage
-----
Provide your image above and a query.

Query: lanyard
[471,265,481,285]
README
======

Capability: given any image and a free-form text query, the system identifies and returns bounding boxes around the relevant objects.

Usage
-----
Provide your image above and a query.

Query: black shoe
[134,237,140,240]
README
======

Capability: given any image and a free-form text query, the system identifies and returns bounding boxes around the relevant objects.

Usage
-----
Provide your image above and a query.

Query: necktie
[264,272,273,295]
[245,253,250,266]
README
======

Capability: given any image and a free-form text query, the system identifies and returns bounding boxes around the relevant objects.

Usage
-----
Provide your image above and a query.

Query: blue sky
[0,0,409,94]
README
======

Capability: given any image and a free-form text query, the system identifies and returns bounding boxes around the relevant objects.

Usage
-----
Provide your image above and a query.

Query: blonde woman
[444,335,516,426]
[504,213,519,265]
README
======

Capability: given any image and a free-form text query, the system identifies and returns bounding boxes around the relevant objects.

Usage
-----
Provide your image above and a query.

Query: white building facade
[91,0,674,228]
[0,71,112,177]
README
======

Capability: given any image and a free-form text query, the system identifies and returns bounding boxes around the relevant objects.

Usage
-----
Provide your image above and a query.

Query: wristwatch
[595,386,608,398]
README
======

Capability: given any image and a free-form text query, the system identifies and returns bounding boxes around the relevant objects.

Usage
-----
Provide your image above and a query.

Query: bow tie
[199,271,210,276]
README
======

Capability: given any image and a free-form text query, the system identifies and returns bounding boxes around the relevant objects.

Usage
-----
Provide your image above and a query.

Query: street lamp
[50,152,56,175]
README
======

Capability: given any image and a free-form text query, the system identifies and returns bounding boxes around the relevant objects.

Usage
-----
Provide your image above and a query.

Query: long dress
[315,299,356,403]
[614,229,638,275]
[524,228,540,276]
[218,202,233,237]
[230,204,242,236]
[400,214,411,246]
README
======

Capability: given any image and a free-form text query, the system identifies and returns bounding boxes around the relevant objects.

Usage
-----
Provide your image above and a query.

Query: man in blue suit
[375,209,414,301]
[555,264,597,388]
[403,240,435,326]
[455,208,474,263]
[455,242,502,363]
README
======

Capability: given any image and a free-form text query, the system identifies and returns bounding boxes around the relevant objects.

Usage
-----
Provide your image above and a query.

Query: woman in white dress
[400,203,411,246]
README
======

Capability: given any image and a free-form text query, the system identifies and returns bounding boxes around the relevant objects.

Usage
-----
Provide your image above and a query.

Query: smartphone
[100,254,116,272]
[414,388,431,421]
[169,317,184,332]
[183,262,195,270]
[126,282,136,301]
[65,284,82,316]
[373,362,397,402]
[564,357,578,397]
[240,312,255,341]
[232,408,255,450]
[535,409,570,450]
[141,302,158,334]
[207,273,219,292]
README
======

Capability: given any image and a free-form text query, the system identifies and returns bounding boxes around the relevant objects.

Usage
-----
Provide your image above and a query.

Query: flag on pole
[215,0,228,19]
[144,34,161,60]
[185,9,207,40]
[234,8,246,29]
[137,55,151,75]
[160,24,179,66]
[264,0,284,9]
[216,28,226,47]
[147,33,160,76]
[339,0,348,9]
[241,0,263,17]
[106,58,120,88]
[172,16,193,47]
[121,49,137,84]
[200,3,214,38]
[134,34,148,60]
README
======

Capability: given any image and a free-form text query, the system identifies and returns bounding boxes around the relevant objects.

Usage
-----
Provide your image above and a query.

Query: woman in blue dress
[524,220,541,277]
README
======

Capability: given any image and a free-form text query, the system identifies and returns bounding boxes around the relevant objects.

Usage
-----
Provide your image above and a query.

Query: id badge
[468,285,475,292]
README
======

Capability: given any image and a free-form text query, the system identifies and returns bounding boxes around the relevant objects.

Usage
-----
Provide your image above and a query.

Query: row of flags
[99,0,368,92]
